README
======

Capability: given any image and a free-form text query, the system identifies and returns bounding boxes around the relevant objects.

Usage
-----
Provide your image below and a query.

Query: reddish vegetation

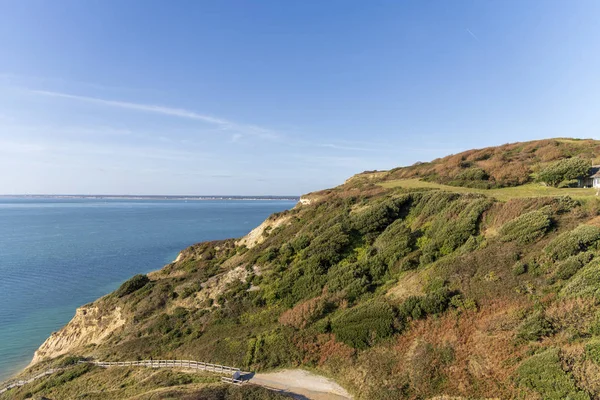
[394,298,528,398]
[357,138,600,188]
[279,296,327,329]
[294,333,356,367]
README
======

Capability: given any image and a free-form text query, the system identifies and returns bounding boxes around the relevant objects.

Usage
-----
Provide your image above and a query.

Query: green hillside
[8,138,600,399]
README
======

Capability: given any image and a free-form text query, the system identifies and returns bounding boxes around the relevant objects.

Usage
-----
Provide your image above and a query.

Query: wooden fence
[83,359,241,375]
[1,359,243,395]
[0,368,63,394]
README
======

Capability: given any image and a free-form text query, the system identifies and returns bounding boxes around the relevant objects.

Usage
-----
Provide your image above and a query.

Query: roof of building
[591,166,600,178]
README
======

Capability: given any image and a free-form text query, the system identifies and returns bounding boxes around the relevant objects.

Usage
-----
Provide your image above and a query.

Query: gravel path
[250,369,353,400]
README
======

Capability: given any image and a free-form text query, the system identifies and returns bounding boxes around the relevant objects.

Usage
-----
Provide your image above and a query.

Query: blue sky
[1,1,600,195]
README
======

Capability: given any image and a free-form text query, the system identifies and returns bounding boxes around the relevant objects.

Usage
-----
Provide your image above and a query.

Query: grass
[380,179,598,201]
[0,366,228,400]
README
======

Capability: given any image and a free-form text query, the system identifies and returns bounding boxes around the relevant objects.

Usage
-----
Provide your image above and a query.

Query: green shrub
[515,348,590,399]
[420,198,492,264]
[35,363,93,392]
[560,260,600,298]
[590,314,600,336]
[244,329,300,369]
[545,225,600,261]
[397,288,454,321]
[512,261,527,276]
[115,274,150,297]
[585,340,600,364]
[554,252,594,281]
[373,220,415,268]
[516,311,555,342]
[351,196,411,240]
[538,157,591,187]
[331,301,396,349]
[499,210,552,244]
[455,167,489,181]
[291,235,310,252]
[420,287,453,314]
[409,191,458,221]
[327,261,371,302]
[56,355,84,367]
[302,223,350,266]
[187,384,292,399]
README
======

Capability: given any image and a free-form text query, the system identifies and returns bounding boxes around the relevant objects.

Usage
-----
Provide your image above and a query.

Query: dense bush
[302,223,350,266]
[409,342,455,396]
[244,329,300,369]
[545,225,600,261]
[182,384,293,399]
[115,274,150,297]
[455,167,489,181]
[420,198,491,264]
[516,348,590,399]
[409,191,458,222]
[351,196,411,241]
[512,261,527,276]
[538,157,591,187]
[279,296,328,329]
[35,363,93,392]
[516,311,555,342]
[585,340,600,365]
[554,252,594,281]
[397,288,453,321]
[499,210,552,244]
[560,260,600,298]
[326,261,371,302]
[373,220,414,268]
[331,301,396,349]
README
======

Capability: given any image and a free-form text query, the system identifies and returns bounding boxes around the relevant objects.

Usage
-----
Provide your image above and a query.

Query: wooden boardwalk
[0,359,243,395]
[0,368,64,395]
[85,359,240,375]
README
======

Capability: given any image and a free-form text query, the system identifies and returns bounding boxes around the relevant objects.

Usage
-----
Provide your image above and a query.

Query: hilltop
[350,138,600,188]
[7,138,600,399]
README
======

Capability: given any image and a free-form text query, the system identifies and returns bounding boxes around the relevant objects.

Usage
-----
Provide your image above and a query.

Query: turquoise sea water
[0,198,296,382]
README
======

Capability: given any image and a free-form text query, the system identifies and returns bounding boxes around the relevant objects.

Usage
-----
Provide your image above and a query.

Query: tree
[538,157,591,187]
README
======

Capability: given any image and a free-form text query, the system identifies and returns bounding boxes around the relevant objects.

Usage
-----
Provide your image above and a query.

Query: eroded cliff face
[30,305,125,365]
[235,214,292,249]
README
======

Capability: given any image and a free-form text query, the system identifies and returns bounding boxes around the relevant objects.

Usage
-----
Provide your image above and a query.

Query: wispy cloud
[230,133,243,143]
[466,28,480,42]
[26,89,279,140]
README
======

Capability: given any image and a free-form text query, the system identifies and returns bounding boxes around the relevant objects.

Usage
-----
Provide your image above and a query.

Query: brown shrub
[279,296,327,329]
[394,297,528,399]
[293,333,355,367]
[545,297,597,333]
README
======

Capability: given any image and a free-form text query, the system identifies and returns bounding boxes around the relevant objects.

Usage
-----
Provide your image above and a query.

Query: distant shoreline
[0,195,300,201]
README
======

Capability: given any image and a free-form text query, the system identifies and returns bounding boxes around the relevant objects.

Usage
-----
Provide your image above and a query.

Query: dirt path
[250,369,353,400]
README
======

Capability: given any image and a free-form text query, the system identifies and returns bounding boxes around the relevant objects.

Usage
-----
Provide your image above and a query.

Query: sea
[0,198,296,382]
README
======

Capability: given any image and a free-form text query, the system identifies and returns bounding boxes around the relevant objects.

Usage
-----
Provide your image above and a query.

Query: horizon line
[0,194,301,198]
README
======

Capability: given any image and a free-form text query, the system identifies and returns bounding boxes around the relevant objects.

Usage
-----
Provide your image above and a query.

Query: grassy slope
[380,178,598,201]
[1,364,291,400]
[356,138,600,189]
[15,138,600,400]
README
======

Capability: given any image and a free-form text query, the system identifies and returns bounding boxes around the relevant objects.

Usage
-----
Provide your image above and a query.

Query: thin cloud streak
[27,89,279,139]
[466,28,480,41]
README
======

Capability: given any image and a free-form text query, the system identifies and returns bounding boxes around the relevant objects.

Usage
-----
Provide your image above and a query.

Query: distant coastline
[0,195,300,201]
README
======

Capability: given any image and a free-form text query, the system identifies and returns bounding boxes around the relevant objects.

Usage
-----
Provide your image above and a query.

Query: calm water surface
[0,198,295,382]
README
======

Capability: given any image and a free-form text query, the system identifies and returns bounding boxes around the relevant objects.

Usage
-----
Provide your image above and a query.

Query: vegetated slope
[350,138,600,189]
[14,138,600,400]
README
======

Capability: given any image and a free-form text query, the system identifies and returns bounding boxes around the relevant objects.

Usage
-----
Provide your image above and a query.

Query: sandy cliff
[30,305,125,365]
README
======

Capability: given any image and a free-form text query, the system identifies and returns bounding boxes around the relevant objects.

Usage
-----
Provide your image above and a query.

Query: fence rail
[221,376,246,385]
[0,368,63,395]
[1,359,242,395]
[84,359,240,375]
